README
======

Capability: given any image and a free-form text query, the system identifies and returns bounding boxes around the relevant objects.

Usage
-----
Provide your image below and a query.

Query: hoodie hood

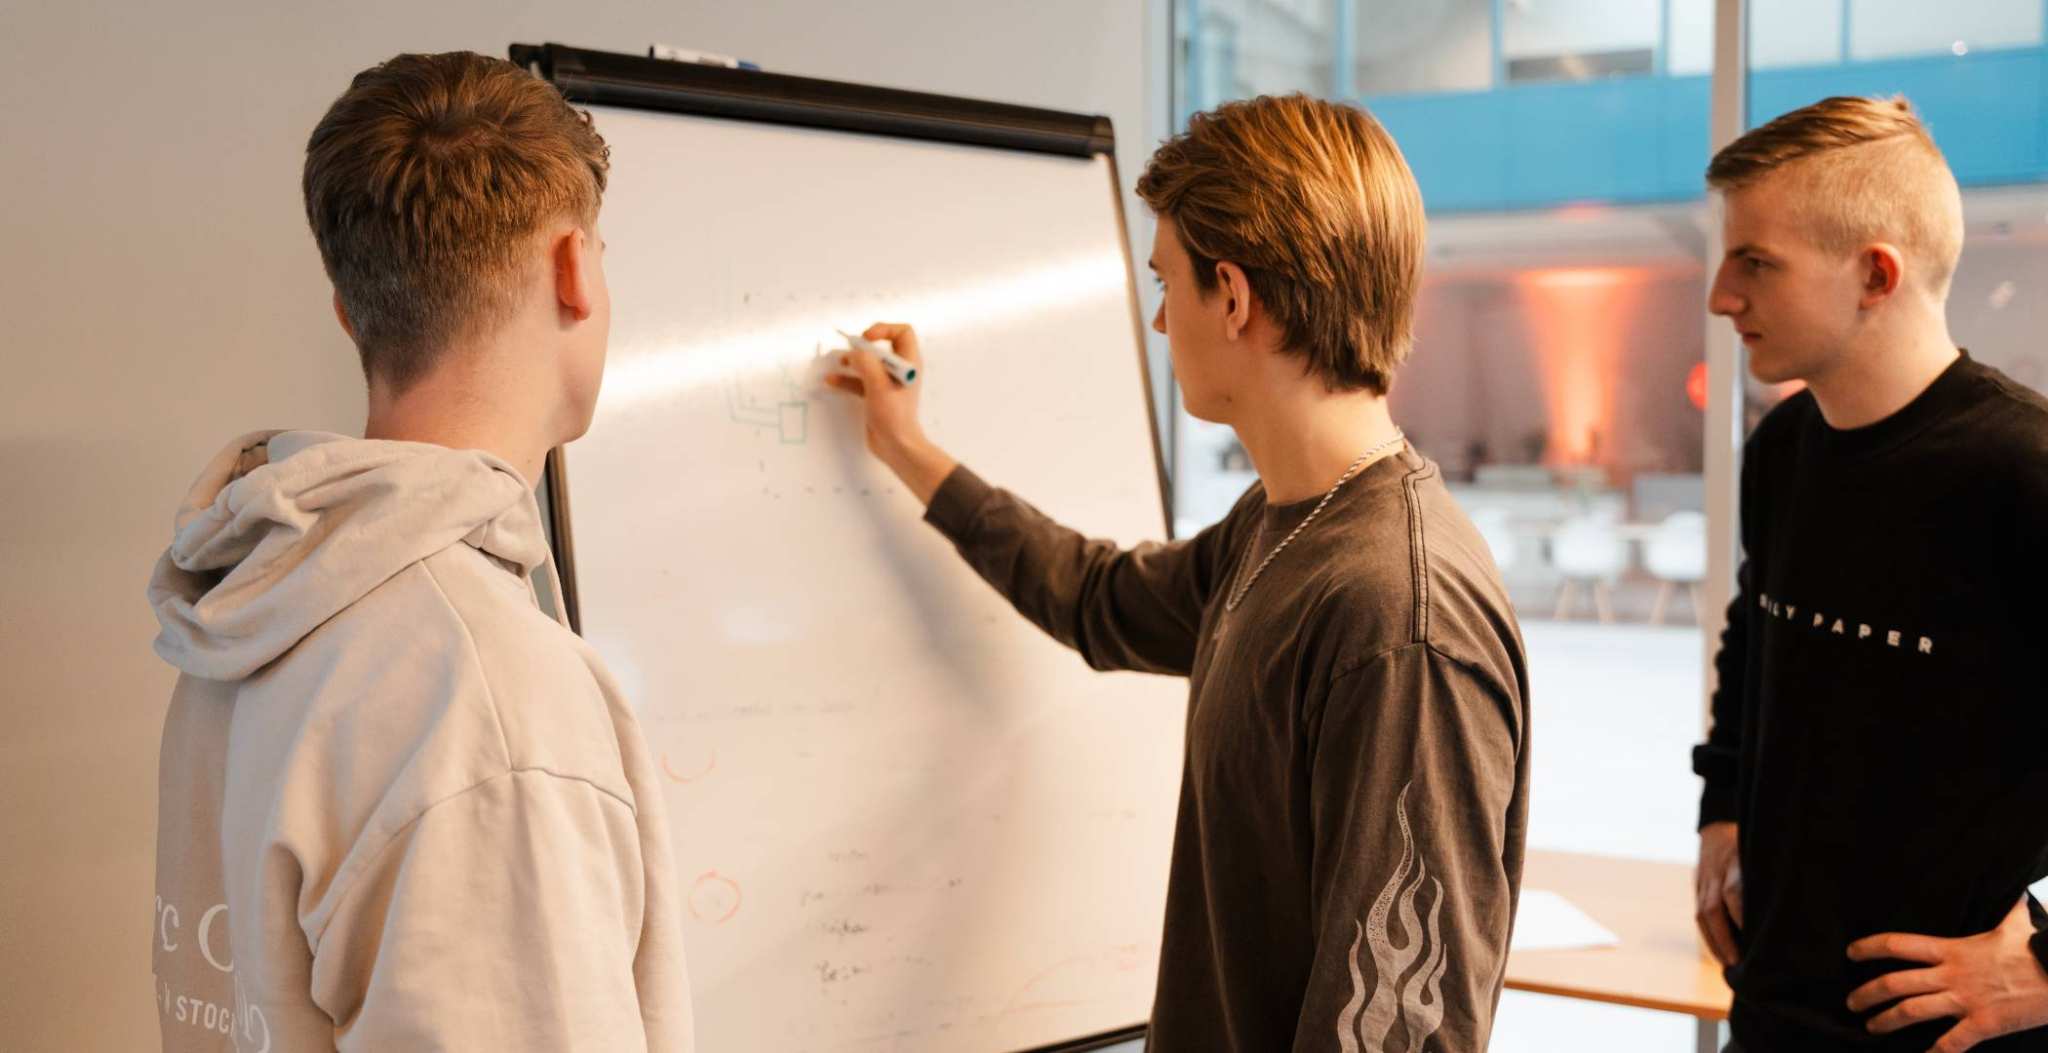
[148,430,553,681]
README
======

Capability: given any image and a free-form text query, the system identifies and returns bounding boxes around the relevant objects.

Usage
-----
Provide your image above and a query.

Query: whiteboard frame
[517,43,1170,1051]
[519,42,1172,635]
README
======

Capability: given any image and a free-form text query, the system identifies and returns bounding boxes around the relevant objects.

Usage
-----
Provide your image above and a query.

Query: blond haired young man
[1692,96,2048,1053]
[148,53,691,1050]
[827,95,1529,1052]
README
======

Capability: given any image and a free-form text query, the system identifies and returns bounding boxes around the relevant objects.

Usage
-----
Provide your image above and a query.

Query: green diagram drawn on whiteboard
[726,366,810,445]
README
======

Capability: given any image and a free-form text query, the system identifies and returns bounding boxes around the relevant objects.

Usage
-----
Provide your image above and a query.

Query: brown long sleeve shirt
[923,447,1529,1052]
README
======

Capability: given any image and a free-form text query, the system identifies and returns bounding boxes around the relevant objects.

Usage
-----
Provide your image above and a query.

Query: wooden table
[1507,850,1734,1053]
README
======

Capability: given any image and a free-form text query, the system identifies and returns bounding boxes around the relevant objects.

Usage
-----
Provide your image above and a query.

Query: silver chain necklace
[1224,430,1406,612]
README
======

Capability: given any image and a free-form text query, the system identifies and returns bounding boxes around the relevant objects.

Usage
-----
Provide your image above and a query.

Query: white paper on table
[1510,889,1622,952]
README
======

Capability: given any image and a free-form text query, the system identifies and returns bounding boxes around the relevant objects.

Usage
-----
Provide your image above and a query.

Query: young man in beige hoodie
[147,52,691,1051]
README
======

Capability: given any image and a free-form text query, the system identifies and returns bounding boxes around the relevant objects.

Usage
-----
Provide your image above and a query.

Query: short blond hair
[1707,95,1962,294]
[1137,94,1425,394]
[304,52,611,393]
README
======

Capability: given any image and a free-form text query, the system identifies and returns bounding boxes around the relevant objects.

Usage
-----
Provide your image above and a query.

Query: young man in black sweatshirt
[1693,95,2048,1053]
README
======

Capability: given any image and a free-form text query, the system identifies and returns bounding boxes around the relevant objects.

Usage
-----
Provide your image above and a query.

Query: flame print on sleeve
[1336,782,1447,1052]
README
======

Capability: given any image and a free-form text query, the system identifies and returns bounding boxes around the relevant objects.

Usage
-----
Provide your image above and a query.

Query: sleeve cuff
[1697,784,1740,830]
[921,464,992,544]
[1693,744,1740,829]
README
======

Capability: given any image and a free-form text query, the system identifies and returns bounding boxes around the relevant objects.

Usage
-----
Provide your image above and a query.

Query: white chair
[1550,516,1630,622]
[1643,511,1708,625]
[1469,508,1519,572]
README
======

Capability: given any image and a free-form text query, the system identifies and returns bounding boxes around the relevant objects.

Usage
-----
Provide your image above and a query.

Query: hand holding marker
[820,322,954,499]
[837,328,918,386]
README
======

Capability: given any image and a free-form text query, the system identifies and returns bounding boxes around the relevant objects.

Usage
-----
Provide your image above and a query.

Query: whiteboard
[552,91,1185,1052]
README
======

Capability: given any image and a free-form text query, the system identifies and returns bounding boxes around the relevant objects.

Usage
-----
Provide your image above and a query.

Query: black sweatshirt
[1695,353,2048,1052]
[925,449,1530,1052]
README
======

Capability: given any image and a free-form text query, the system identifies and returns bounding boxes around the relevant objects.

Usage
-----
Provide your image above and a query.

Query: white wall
[1851,0,2042,60]
[1501,0,1658,60]
[1669,0,1717,75]
[0,3,1155,1048]
[1352,0,1494,95]
[1749,0,1846,69]
[1181,0,1333,99]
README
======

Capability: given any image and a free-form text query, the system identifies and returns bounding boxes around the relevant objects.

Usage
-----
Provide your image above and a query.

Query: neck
[1234,383,1402,504]
[363,347,555,487]
[1805,310,1959,430]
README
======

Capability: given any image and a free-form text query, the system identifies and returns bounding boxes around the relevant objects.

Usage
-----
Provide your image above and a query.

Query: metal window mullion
[1701,0,1747,740]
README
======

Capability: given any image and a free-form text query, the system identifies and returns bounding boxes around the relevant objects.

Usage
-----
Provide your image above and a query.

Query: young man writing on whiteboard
[1690,96,2048,1053]
[827,94,1529,1052]
[146,53,691,1050]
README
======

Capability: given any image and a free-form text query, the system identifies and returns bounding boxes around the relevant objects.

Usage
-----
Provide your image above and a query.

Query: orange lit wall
[1392,267,1707,482]
[1515,267,1643,466]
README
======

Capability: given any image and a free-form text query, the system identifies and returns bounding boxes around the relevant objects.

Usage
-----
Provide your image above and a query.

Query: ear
[1858,243,1905,308]
[1215,260,1254,340]
[331,290,356,341]
[554,226,595,322]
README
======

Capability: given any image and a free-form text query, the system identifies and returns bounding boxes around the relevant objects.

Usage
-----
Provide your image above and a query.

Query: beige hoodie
[148,431,691,1052]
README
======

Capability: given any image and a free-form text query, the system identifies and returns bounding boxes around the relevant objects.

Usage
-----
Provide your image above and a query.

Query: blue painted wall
[1361,47,2048,214]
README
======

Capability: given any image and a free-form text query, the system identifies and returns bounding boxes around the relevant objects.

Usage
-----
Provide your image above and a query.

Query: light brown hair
[1137,93,1425,395]
[1707,95,1962,294]
[304,51,610,393]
